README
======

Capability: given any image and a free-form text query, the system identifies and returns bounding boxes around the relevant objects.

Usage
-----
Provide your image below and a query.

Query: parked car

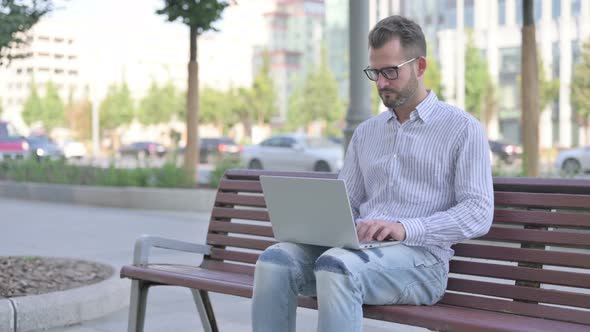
[199,137,241,164]
[242,134,343,172]
[0,121,30,160]
[489,140,522,165]
[118,141,167,159]
[26,135,64,161]
[555,145,590,174]
[60,139,87,159]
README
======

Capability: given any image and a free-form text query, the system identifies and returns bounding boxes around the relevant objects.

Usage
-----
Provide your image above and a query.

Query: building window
[499,0,506,25]
[38,36,50,41]
[16,68,22,74]
[552,0,561,20]
[552,41,560,79]
[516,0,523,25]
[27,67,33,73]
[54,54,64,59]
[534,0,542,22]
[68,70,78,75]
[572,0,581,16]
[54,37,64,43]
[68,55,77,60]
[465,0,475,28]
[54,69,64,74]
[38,67,49,72]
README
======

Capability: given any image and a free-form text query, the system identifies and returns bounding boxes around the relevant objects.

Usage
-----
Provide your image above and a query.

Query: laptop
[259,175,399,250]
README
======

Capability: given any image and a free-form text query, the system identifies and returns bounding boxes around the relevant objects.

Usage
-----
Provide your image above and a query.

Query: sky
[39,0,270,99]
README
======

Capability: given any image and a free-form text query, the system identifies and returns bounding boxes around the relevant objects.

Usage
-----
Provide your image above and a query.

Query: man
[251,15,493,332]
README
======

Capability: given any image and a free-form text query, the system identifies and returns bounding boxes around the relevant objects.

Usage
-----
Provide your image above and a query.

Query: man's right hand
[356,220,406,242]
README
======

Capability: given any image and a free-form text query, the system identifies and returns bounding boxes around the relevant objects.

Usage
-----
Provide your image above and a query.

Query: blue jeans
[251,243,447,332]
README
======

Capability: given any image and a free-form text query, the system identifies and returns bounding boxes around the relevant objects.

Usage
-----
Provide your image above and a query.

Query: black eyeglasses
[363,57,418,81]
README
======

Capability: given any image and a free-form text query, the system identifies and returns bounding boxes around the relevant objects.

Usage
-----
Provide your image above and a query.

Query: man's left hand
[356,220,407,242]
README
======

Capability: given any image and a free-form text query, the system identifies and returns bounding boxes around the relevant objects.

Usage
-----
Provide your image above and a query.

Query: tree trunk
[521,0,540,177]
[184,25,199,183]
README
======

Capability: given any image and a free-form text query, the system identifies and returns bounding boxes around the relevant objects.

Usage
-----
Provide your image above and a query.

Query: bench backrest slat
[481,226,590,247]
[495,192,590,209]
[203,170,590,326]
[493,209,590,228]
[453,243,590,269]
[446,277,590,309]
[450,260,590,288]
[441,293,590,325]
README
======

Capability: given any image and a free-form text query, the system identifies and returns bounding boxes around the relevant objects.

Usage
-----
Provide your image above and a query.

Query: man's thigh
[317,244,447,305]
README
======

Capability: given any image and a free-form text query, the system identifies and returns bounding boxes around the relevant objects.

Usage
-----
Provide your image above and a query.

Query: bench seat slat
[214,193,266,208]
[206,233,276,251]
[446,277,590,309]
[494,192,590,209]
[481,226,590,247]
[211,207,270,222]
[450,260,590,288]
[120,264,590,331]
[452,243,590,269]
[493,209,590,228]
[440,292,590,326]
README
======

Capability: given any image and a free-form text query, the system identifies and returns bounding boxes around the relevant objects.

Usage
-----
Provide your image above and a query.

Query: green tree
[22,80,64,131]
[156,0,229,180]
[0,0,53,65]
[99,82,135,135]
[248,53,278,127]
[137,80,183,126]
[538,55,559,111]
[200,87,236,135]
[371,86,381,115]
[572,39,590,145]
[287,49,344,136]
[21,81,43,126]
[41,81,65,131]
[464,33,491,121]
[424,48,444,98]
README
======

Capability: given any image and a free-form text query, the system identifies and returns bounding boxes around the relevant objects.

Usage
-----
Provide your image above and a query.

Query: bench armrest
[133,234,212,265]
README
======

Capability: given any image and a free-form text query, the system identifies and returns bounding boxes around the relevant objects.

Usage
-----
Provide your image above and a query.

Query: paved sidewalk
[1,198,426,332]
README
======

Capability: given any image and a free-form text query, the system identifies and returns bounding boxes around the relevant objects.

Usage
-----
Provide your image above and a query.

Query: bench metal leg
[191,289,219,332]
[128,280,150,332]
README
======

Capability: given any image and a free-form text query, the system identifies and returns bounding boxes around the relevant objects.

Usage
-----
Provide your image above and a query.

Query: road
[0,198,425,332]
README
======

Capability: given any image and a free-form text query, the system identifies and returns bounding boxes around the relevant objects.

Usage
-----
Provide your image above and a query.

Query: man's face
[368,38,419,110]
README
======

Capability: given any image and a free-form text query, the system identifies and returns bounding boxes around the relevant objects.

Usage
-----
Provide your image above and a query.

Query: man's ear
[417,56,427,78]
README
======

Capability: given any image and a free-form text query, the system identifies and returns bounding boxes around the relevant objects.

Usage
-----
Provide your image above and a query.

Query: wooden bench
[121,169,590,332]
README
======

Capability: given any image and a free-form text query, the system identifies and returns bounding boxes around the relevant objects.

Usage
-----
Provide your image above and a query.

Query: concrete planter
[0,261,129,332]
[0,181,216,212]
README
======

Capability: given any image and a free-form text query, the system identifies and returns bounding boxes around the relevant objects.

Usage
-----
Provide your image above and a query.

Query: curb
[0,181,216,212]
[1,262,129,332]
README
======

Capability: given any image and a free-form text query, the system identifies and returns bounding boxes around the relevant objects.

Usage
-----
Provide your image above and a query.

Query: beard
[379,71,419,109]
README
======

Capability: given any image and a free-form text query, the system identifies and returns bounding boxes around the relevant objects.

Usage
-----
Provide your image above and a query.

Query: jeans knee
[258,245,295,267]
[314,255,350,276]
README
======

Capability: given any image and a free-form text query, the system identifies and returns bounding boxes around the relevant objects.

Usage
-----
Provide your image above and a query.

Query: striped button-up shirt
[339,91,494,271]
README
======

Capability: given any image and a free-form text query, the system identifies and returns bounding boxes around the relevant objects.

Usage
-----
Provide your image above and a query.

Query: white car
[242,134,344,172]
[555,146,590,174]
[61,140,87,159]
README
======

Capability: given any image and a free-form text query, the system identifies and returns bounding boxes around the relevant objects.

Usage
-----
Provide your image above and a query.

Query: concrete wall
[0,181,217,212]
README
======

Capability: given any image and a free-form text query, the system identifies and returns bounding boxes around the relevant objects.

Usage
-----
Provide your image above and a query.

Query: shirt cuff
[398,218,426,245]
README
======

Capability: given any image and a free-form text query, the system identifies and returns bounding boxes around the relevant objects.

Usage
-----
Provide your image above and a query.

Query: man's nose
[376,74,389,89]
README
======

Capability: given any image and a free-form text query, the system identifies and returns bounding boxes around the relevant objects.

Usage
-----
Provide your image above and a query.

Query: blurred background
[1,0,590,188]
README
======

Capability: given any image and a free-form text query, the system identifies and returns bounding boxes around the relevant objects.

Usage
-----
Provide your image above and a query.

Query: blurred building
[0,20,83,133]
[325,0,589,148]
[256,0,326,123]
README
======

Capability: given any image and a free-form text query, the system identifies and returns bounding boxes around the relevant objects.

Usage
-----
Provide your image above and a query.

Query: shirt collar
[386,90,438,124]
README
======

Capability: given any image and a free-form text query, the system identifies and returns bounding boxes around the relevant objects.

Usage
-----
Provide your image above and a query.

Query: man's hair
[368,15,427,59]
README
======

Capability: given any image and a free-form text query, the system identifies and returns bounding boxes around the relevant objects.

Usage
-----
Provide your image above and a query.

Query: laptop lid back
[260,176,361,249]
